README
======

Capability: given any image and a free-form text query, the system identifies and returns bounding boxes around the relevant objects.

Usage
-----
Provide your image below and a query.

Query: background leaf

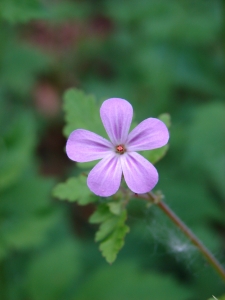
[75,261,193,300]
[0,172,58,251]
[26,238,81,300]
[0,111,36,191]
[53,175,95,205]
[63,89,107,138]
[0,0,47,23]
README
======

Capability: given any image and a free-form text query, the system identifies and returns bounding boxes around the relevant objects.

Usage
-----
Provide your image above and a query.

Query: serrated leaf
[99,210,130,263]
[63,88,107,138]
[89,202,129,263]
[107,201,122,215]
[95,216,120,242]
[89,204,112,224]
[53,175,94,205]
[99,226,129,263]
[142,113,171,164]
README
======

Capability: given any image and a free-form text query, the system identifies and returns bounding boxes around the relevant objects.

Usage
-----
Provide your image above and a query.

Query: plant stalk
[134,192,225,283]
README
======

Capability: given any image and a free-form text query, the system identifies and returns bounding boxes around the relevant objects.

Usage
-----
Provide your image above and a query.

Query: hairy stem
[134,192,225,283]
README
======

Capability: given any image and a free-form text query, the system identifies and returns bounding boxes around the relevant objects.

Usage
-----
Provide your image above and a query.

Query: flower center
[116,144,126,154]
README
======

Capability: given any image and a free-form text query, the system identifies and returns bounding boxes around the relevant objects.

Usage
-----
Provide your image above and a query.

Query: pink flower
[66,98,169,197]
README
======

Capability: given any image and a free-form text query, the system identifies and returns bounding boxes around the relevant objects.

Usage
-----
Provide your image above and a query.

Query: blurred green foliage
[0,0,224,299]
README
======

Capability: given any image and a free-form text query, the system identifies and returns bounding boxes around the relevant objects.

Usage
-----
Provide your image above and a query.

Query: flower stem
[134,191,225,283]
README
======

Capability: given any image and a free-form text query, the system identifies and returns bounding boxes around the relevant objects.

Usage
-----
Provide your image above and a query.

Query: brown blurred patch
[33,81,61,118]
[37,124,71,176]
[26,20,83,55]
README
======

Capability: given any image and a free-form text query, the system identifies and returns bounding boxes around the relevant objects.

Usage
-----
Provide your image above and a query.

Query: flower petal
[66,129,112,162]
[87,154,122,197]
[121,152,158,193]
[100,98,133,145]
[127,118,169,151]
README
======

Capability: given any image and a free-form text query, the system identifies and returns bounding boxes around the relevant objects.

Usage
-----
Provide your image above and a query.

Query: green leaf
[144,144,169,164]
[63,88,108,169]
[99,211,130,263]
[53,175,95,205]
[77,161,98,170]
[142,113,171,164]
[107,201,122,215]
[89,203,129,263]
[95,216,121,242]
[63,88,106,138]
[158,113,171,128]
[89,204,113,224]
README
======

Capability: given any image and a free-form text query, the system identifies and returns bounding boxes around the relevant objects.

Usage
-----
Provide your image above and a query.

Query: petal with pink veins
[87,154,122,197]
[100,98,133,145]
[127,118,169,151]
[121,152,158,194]
[66,129,112,162]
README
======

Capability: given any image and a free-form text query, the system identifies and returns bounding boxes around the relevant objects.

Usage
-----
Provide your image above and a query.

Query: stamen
[116,144,126,154]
